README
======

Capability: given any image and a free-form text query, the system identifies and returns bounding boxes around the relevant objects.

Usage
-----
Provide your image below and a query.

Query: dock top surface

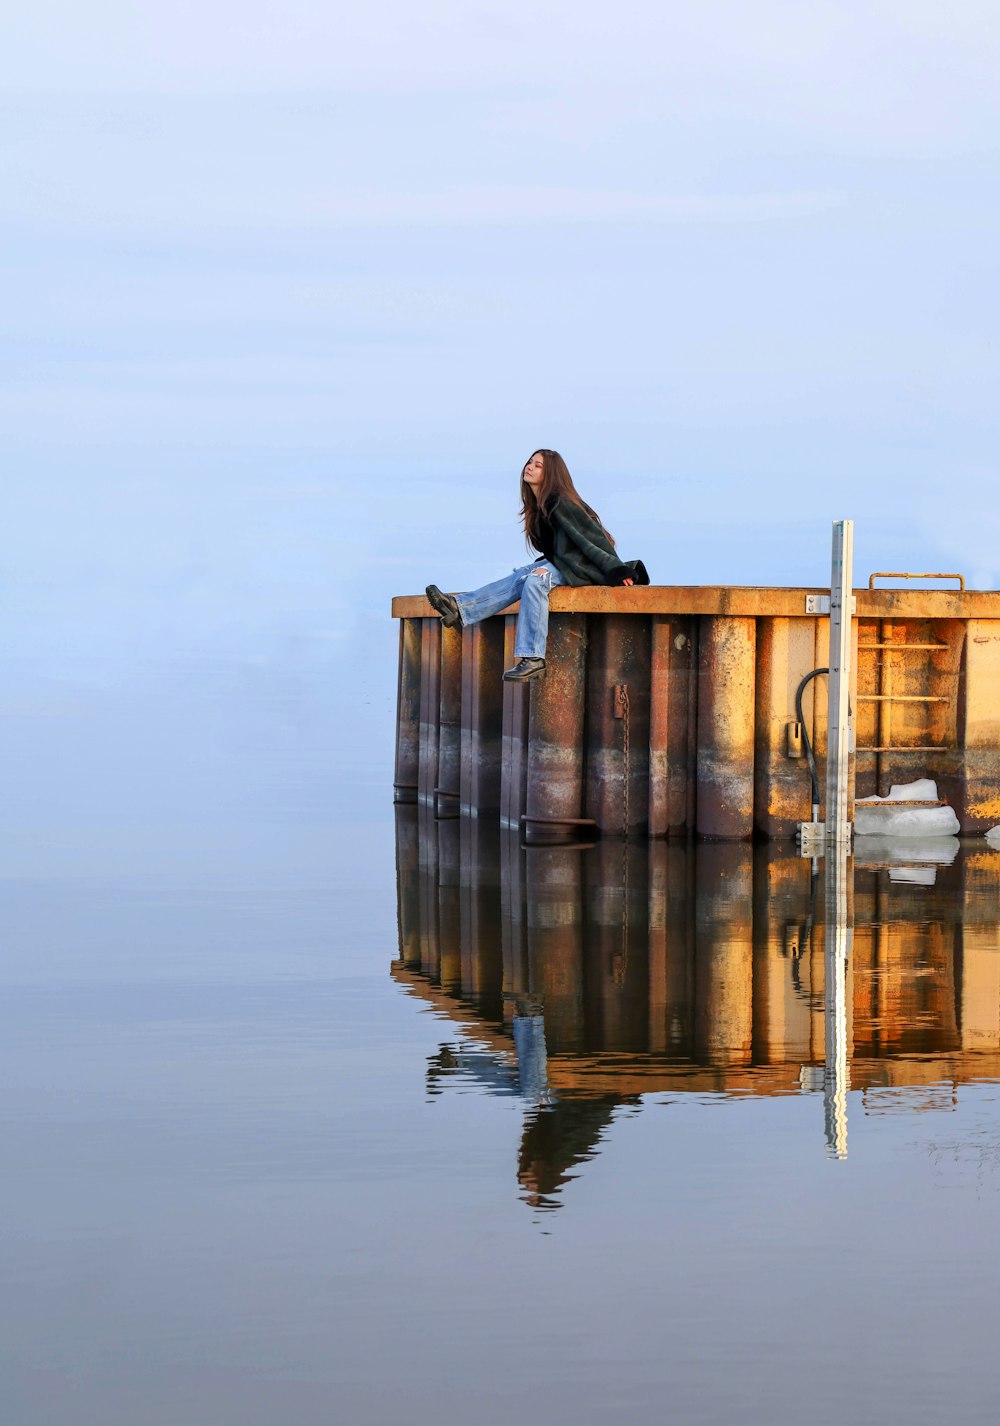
[392,585,1000,620]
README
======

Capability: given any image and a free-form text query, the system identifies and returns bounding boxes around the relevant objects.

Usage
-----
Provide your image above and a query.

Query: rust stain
[393,590,1000,839]
[393,586,1000,621]
[967,791,1000,821]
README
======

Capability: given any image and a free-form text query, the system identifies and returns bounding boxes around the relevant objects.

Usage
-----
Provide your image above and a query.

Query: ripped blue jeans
[452,561,565,659]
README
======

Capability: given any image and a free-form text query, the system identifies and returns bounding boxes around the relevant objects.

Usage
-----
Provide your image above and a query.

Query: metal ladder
[855,572,965,770]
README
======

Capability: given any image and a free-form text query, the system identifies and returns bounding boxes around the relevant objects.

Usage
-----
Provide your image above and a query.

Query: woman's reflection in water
[517,1095,629,1211]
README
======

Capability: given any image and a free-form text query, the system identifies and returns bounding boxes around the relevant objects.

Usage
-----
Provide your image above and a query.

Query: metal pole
[823,838,852,1159]
[826,520,854,844]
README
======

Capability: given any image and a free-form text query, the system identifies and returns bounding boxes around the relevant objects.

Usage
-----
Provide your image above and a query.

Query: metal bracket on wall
[805,594,857,615]
[798,821,826,855]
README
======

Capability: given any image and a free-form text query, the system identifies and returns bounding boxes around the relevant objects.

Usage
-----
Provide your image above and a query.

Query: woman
[426,449,649,683]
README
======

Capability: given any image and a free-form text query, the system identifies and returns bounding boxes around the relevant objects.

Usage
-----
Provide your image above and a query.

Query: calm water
[4,688,1000,1424]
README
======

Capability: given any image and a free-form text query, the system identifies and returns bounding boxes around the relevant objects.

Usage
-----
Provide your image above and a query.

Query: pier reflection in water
[393,807,1000,1207]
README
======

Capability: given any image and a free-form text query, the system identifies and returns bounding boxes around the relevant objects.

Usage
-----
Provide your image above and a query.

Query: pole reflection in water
[392,807,1000,1210]
[824,840,853,1160]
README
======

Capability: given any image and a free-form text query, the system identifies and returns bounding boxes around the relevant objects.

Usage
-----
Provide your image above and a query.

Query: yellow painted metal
[695,616,756,839]
[392,585,1000,621]
[957,620,1000,826]
[753,616,821,839]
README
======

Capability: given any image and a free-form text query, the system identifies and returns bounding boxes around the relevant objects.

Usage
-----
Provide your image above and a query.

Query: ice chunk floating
[855,779,960,837]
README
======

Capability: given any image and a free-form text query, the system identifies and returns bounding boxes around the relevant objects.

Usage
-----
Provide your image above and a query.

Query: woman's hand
[623,578,634,586]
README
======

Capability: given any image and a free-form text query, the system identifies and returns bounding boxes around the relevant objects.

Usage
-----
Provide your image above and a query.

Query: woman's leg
[453,565,535,628]
[513,562,564,658]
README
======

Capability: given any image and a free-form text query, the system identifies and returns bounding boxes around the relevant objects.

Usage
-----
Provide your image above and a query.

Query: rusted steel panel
[393,586,1000,622]
[500,826,528,1015]
[810,615,829,790]
[456,822,503,1003]
[647,842,696,1052]
[524,613,588,838]
[753,616,821,839]
[394,592,1000,839]
[684,620,699,833]
[500,614,529,830]
[393,834,1000,1096]
[751,848,818,1063]
[647,618,696,836]
[955,620,1000,830]
[958,912,1000,1052]
[855,589,1000,620]
[647,839,668,1050]
[958,847,1000,927]
[585,615,651,837]
[460,620,505,818]
[395,593,519,618]
[395,835,1000,1100]
[854,616,880,799]
[416,805,440,978]
[786,614,860,825]
[851,912,957,1060]
[525,845,586,1053]
[437,818,462,993]
[435,624,463,818]
[648,618,671,837]
[554,587,811,618]
[693,844,754,1065]
[458,801,501,886]
[417,619,441,808]
[393,804,421,969]
[393,617,422,803]
[583,841,650,1048]
[696,615,756,840]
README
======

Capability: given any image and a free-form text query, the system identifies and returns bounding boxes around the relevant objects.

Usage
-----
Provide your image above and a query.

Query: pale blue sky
[4,2,999,778]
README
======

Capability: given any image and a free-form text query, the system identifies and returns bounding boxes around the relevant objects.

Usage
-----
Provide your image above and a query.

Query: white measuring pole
[826,520,854,843]
[823,838,852,1159]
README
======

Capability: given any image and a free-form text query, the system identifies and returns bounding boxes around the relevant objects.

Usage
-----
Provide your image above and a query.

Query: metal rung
[863,665,959,676]
[857,799,945,808]
[856,694,948,703]
[858,642,949,650]
[856,745,949,753]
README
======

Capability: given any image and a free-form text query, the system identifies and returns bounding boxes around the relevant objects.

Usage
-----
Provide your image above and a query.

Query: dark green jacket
[540,498,650,588]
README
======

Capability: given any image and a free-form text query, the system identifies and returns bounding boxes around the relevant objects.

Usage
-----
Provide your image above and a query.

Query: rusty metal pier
[391,583,1000,841]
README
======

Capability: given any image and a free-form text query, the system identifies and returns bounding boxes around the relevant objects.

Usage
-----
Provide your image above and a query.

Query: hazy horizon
[4,2,999,811]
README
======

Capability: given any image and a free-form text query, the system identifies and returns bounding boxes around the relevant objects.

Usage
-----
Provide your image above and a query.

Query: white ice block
[855,780,959,837]
[854,835,960,867]
[857,778,940,804]
[855,803,960,837]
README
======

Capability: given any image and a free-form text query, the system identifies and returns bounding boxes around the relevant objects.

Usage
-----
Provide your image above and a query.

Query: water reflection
[392,808,1000,1208]
[824,839,851,1159]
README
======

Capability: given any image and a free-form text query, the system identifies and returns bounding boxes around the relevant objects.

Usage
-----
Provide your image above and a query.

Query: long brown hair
[520,449,614,550]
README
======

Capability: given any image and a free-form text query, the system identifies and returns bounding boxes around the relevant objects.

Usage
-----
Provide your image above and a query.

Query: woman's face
[522,452,545,495]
